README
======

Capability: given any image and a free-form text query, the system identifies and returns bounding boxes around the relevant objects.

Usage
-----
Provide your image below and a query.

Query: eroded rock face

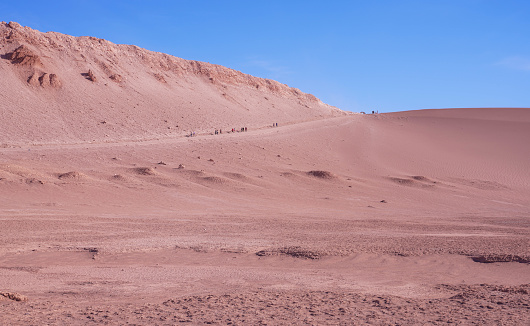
[27,72,62,88]
[7,21,22,29]
[4,42,61,89]
[27,72,41,86]
[39,73,51,87]
[9,44,43,67]
[49,73,61,88]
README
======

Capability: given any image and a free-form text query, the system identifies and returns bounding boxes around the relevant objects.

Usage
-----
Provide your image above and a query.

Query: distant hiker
[241,127,244,132]
[244,127,247,132]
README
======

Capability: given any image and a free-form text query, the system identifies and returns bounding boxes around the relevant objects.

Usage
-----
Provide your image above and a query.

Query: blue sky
[2,0,529,112]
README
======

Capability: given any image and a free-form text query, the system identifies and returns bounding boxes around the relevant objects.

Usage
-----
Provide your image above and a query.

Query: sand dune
[1,22,529,325]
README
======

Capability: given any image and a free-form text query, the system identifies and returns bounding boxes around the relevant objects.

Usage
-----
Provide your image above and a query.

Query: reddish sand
[0,22,529,325]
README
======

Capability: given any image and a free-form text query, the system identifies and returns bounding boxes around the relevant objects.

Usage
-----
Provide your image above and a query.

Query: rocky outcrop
[0,21,343,144]
[87,69,96,82]
[3,33,61,88]
[1,21,324,103]
[27,72,62,88]
[9,44,43,67]
[109,74,123,83]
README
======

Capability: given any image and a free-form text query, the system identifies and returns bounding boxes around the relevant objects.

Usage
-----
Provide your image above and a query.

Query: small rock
[87,69,96,82]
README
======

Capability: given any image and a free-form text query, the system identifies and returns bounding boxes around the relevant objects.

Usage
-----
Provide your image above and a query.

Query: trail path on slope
[0,115,354,152]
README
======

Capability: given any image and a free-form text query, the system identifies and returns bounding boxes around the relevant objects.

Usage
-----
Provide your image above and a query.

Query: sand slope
[1,22,529,325]
[0,21,342,144]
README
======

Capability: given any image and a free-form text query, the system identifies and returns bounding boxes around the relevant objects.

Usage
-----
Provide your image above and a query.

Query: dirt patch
[0,292,27,302]
[153,73,167,83]
[224,172,245,179]
[454,179,508,190]
[280,172,297,178]
[154,284,530,325]
[200,176,229,184]
[471,255,530,264]
[110,174,128,181]
[109,74,123,83]
[57,171,83,180]
[83,247,99,260]
[256,246,322,259]
[131,167,157,176]
[176,169,204,177]
[411,175,430,182]
[25,177,44,185]
[306,170,336,179]
[388,177,416,186]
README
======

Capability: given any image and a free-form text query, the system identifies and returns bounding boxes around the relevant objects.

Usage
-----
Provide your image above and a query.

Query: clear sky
[2,0,529,113]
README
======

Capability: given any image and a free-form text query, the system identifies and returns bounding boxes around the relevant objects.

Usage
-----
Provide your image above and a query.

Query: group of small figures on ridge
[214,127,248,135]
[187,123,279,138]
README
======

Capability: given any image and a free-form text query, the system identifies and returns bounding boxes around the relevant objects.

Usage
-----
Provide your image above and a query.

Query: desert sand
[0,21,529,325]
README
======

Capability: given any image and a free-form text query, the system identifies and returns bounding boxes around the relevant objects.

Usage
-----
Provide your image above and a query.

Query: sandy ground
[1,111,529,325]
[1,22,529,325]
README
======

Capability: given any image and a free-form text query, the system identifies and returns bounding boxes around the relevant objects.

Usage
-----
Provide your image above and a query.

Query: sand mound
[306,170,336,179]
[0,164,50,184]
[177,169,205,177]
[199,176,230,184]
[223,172,246,179]
[57,171,84,180]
